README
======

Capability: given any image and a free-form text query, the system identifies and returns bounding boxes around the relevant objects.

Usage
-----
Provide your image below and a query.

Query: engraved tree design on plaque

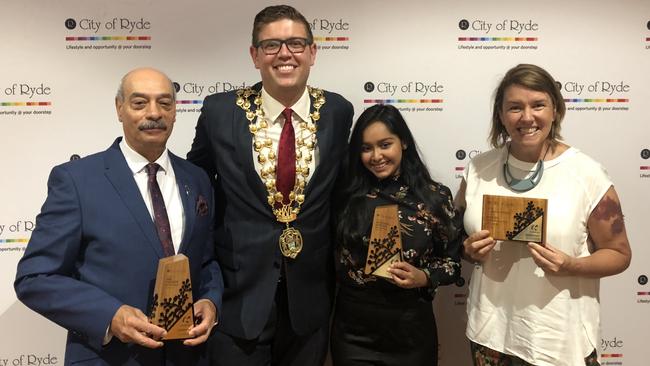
[506,201,544,240]
[150,278,193,330]
[365,226,401,272]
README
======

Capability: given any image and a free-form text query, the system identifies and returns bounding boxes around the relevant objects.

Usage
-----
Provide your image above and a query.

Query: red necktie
[276,108,296,205]
[145,163,175,257]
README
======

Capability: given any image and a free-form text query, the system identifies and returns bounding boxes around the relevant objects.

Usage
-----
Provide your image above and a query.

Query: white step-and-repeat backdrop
[1,0,648,364]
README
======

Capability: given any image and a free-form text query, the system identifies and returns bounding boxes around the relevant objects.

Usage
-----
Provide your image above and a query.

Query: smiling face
[500,84,556,161]
[360,121,405,180]
[116,68,176,162]
[250,18,316,106]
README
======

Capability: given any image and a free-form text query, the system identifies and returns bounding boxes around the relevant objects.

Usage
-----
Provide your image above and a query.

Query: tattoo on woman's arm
[592,196,625,235]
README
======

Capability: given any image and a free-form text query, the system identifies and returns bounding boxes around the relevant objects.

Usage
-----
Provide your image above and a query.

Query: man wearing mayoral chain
[187,5,353,366]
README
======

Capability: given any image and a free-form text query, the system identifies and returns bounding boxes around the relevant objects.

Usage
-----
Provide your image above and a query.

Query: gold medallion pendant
[279,227,303,259]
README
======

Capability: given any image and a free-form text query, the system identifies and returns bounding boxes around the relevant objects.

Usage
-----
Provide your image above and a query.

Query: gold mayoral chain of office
[236,86,326,259]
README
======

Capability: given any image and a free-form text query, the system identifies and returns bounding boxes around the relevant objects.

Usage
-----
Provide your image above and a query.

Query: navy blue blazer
[15,138,223,366]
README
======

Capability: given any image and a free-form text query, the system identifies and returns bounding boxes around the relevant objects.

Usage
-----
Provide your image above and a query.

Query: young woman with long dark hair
[331,104,462,366]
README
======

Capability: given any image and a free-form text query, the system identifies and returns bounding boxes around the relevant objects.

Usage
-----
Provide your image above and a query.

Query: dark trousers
[207,279,328,366]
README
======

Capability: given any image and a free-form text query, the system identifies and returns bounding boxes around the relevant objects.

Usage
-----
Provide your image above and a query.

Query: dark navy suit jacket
[15,138,223,366]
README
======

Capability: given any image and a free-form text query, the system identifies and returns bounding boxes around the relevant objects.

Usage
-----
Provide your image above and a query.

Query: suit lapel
[169,153,195,254]
[103,138,164,258]
[304,91,332,198]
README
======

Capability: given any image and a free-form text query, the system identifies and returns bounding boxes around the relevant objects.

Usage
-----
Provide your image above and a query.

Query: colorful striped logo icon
[0,238,29,244]
[314,37,349,42]
[176,100,203,105]
[65,36,151,41]
[564,99,628,103]
[363,99,443,104]
[458,37,537,41]
[1,102,51,106]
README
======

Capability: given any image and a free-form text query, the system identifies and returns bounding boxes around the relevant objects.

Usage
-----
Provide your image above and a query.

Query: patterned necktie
[276,108,296,205]
[145,163,175,257]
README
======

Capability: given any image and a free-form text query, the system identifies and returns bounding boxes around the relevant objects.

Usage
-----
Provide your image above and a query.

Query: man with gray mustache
[139,119,167,130]
[15,67,224,365]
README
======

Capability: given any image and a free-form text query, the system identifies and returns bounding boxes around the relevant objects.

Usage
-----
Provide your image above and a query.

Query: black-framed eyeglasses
[256,37,311,55]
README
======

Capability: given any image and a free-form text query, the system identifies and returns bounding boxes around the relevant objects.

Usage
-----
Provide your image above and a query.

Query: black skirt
[331,283,438,366]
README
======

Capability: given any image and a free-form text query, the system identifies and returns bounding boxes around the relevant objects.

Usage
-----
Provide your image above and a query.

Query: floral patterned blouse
[335,176,463,299]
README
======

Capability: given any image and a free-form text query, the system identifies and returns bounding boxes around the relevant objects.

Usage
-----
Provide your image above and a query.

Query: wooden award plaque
[482,195,547,243]
[150,254,194,340]
[364,204,403,279]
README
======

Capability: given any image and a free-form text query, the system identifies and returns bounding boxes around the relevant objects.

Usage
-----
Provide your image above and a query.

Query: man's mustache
[138,119,167,131]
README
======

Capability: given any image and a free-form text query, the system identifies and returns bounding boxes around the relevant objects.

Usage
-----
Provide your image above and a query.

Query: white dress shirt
[119,138,184,253]
[252,87,319,185]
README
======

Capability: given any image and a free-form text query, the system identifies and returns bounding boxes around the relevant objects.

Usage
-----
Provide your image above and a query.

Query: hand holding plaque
[364,204,403,279]
[482,194,547,243]
[149,254,194,340]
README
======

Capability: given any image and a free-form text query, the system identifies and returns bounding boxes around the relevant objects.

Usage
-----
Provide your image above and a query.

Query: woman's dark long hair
[335,104,451,247]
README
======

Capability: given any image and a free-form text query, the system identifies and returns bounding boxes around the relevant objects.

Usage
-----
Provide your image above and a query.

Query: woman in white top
[455,64,631,366]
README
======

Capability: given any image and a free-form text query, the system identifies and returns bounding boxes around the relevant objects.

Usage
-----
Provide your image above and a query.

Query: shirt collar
[260,87,311,125]
[119,137,171,175]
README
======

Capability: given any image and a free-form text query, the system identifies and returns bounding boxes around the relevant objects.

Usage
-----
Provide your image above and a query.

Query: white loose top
[463,145,611,366]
